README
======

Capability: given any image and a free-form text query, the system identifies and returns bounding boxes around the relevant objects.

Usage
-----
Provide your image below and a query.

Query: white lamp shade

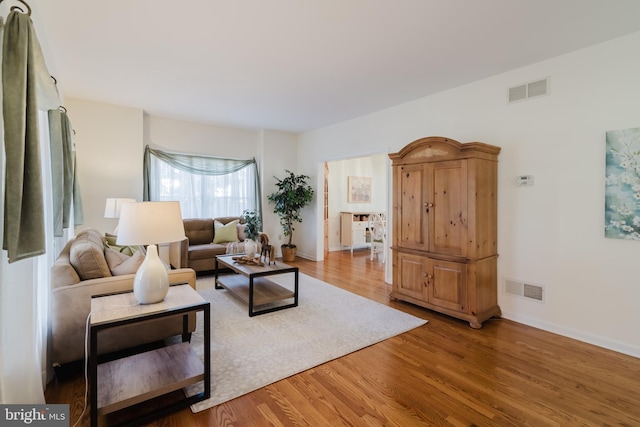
[116,201,185,246]
[104,198,136,218]
[115,201,186,304]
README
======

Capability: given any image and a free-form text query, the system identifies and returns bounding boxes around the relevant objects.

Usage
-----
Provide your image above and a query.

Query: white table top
[90,284,204,326]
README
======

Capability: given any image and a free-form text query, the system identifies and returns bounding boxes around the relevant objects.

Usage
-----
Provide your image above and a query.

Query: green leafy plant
[267,170,314,247]
[240,209,262,241]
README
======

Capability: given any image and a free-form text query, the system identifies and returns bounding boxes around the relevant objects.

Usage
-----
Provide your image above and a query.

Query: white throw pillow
[105,248,145,276]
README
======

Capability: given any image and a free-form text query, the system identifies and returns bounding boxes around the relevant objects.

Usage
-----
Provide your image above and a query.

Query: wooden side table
[89,284,210,426]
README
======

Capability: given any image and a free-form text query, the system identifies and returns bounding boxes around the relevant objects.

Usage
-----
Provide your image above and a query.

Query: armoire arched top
[389,136,500,164]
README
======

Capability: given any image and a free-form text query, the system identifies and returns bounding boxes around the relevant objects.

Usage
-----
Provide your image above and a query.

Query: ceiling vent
[508,77,549,104]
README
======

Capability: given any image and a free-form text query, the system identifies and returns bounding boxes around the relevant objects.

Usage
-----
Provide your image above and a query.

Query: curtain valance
[144,145,255,175]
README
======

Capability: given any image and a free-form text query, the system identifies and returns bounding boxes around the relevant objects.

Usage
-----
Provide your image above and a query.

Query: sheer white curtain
[0,112,59,403]
[149,155,259,218]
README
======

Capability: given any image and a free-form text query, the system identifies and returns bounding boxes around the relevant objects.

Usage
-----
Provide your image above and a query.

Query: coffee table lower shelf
[216,274,297,316]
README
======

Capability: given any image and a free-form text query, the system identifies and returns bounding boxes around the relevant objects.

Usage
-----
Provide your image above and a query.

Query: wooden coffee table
[215,254,299,316]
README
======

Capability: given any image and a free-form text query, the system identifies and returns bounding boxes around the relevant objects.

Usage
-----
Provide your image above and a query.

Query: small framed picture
[348,176,372,203]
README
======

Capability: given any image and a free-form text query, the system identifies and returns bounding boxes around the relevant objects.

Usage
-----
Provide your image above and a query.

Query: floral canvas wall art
[605,127,640,240]
[348,176,372,203]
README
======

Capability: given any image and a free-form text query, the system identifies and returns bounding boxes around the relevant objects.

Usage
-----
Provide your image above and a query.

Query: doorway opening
[320,152,391,281]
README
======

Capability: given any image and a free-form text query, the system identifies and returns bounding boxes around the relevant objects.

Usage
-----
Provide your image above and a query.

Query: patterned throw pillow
[104,233,138,256]
[237,223,247,241]
[213,220,240,244]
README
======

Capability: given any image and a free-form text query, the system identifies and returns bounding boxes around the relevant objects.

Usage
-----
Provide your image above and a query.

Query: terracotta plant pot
[281,245,296,262]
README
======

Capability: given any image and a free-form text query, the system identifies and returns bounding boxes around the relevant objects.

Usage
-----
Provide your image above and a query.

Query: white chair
[368,212,386,262]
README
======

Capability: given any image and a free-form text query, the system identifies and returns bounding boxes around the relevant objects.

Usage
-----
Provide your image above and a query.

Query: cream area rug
[186,272,427,412]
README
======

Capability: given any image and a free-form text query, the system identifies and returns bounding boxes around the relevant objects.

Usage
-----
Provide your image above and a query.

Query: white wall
[260,130,298,257]
[297,32,640,357]
[66,98,143,233]
[144,114,259,159]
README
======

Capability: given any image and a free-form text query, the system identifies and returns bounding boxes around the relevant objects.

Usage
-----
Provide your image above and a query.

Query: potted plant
[267,170,314,262]
[240,209,262,241]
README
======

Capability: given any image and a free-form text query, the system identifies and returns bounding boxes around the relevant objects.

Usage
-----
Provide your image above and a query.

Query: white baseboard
[502,310,640,359]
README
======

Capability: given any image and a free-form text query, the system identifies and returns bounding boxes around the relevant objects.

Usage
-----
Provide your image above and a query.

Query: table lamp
[104,197,136,233]
[116,201,185,304]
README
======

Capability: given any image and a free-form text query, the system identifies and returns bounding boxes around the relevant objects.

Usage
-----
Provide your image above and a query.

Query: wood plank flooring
[45,249,640,426]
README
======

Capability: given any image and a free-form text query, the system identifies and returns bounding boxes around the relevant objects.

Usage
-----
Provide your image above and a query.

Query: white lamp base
[133,244,169,304]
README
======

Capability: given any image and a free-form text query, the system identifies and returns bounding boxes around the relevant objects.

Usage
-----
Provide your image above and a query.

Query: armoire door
[430,160,468,257]
[427,258,467,312]
[396,163,429,251]
[394,252,428,301]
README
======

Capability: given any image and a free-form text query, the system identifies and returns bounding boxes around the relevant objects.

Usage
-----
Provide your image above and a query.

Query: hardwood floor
[45,250,640,426]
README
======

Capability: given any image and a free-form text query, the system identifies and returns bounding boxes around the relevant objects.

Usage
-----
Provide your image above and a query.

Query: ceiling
[26,0,640,133]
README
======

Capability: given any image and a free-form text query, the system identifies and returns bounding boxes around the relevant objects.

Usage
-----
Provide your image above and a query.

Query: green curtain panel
[2,11,45,262]
[2,10,61,262]
[48,109,83,236]
[47,109,64,236]
[72,151,84,226]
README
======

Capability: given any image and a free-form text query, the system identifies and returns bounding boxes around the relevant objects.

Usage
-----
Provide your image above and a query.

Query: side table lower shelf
[97,342,203,415]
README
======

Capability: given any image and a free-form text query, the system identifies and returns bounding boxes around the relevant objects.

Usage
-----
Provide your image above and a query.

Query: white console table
[340,212,373,253]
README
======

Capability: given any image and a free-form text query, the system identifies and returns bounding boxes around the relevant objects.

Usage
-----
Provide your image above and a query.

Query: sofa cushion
[184,218,214,245]
[188,243,228,260]
[213,219,239,244]
[70,229,112,280]
[105,248,145,275]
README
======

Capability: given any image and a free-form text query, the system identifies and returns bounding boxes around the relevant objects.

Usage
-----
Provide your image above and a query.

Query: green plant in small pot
[267,170,314,262]
[240,209,262,241]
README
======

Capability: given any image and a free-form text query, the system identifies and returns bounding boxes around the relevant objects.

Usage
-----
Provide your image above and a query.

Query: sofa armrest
[169,238,189,269]
[51,268,196,366]
[167,268,197,289]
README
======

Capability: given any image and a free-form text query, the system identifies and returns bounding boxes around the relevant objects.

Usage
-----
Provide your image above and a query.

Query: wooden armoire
[389,136,501,328]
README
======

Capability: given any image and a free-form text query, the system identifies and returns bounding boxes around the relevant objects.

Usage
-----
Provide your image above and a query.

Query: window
[144,146,261,219]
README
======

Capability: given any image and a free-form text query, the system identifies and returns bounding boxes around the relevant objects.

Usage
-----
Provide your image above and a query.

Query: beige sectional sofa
[169,217,244,273]
[51,228,196,376]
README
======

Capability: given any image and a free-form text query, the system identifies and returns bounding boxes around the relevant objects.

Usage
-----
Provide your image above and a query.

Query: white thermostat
[516,175,534,186]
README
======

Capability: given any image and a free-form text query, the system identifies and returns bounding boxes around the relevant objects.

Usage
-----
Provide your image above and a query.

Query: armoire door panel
[429,259,467,312]
[396,253,427,300]
[431,160,468,256]
[398,164,428,250]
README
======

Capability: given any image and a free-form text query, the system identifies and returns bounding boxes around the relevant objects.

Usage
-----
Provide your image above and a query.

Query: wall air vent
[508,77,550,104]
[523,283,544,301]
[504,278,545,303]
[508,85,527,103]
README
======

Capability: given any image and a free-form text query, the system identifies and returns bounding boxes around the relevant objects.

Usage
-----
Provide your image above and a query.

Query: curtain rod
[0,0,31,15]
